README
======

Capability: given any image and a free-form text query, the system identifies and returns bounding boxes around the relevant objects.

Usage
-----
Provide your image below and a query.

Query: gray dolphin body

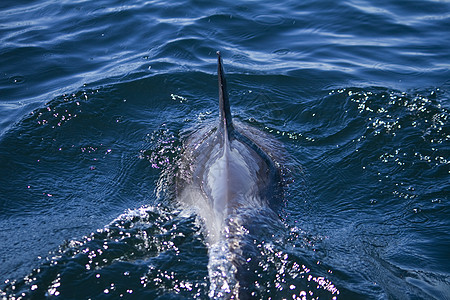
[176,52,282,298]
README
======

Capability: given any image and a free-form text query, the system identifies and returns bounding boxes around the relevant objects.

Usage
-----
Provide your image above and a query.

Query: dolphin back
[175,52,283,298]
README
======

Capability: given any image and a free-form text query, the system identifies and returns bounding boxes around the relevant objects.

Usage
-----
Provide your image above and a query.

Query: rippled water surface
[0,0,449,299]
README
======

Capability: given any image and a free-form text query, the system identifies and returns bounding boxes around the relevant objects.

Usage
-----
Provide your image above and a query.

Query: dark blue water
[1,0,449,299]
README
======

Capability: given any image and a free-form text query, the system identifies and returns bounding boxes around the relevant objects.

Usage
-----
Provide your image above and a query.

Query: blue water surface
[0,0,449,299]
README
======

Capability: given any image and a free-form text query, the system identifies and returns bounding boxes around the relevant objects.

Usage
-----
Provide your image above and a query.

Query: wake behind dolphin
[176,52,283,298]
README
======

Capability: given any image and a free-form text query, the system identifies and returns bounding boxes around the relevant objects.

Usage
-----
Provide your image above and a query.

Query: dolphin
[176,52,282,298]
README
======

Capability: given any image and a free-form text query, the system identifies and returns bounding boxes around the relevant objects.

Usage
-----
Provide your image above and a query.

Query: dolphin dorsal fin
[217,52,234,136]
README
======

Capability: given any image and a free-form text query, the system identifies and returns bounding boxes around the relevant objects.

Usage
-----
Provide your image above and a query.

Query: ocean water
[0,0,449,299]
